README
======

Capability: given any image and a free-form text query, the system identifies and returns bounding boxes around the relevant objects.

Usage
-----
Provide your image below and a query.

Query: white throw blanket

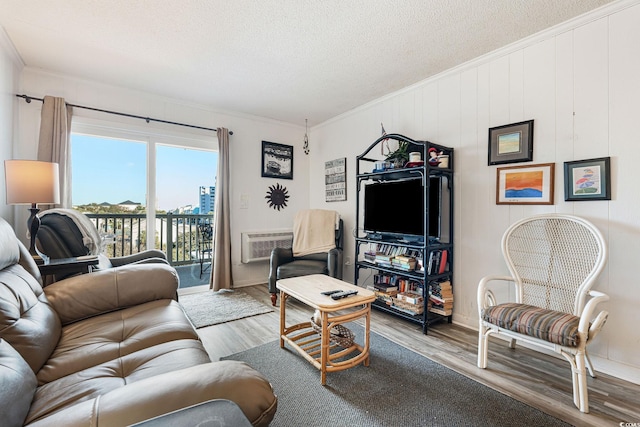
[38,208,103,255]
[292,209,338,257]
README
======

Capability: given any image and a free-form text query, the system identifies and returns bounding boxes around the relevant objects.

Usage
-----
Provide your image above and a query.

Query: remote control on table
[331,290,358,300]
[321,290,342,296]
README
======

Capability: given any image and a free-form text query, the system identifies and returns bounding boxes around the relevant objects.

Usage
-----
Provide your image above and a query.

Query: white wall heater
[241,230,293,263]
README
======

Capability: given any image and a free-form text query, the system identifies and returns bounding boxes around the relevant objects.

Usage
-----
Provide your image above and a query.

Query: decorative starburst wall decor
[265,183,290,211]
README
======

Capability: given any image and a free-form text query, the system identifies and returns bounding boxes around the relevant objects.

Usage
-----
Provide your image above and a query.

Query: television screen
[363,178,441,239]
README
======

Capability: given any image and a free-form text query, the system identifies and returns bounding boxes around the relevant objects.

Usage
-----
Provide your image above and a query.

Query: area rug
[223,326,570,427]
[179,289,273,328]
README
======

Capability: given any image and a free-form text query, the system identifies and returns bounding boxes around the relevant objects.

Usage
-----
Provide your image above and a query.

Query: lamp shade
[5,160,60,205]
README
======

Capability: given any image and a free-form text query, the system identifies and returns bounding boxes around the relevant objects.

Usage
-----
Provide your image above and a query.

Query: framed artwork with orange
[496,163,555,205]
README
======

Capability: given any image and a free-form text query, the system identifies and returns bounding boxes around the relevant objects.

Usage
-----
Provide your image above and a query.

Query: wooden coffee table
[276,274,376,385]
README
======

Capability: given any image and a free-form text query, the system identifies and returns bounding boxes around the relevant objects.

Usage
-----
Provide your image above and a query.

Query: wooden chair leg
[270,293,278,306]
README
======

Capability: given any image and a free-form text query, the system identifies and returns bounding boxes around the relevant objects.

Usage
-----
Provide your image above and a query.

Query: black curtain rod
[16,94,233,135]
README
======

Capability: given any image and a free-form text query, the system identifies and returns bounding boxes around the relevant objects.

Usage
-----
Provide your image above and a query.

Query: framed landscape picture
[564,157,611,201]
[261,141,293,180]
[496,163,555,205]
[488,120,534,165]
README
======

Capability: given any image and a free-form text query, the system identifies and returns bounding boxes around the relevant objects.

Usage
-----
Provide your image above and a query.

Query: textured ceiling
[0,0,615,126]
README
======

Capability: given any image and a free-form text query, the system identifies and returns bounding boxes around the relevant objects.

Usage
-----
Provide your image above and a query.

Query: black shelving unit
[354,134,454,334]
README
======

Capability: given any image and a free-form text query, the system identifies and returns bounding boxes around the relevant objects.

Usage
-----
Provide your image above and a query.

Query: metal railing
[85,213,214,266]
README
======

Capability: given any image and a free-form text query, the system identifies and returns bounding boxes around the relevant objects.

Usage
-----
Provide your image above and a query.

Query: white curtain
[37,96,73,208]
[210,127,233,290]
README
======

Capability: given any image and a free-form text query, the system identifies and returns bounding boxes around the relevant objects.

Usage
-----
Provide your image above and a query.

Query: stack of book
[429,280,453,316]
[364,250,377,263]
[396,291,423,305]
[367,282,398,304]
[391,255,417,271]
[374,253,394,268]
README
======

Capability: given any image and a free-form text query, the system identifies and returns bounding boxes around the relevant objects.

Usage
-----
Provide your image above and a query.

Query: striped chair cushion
[482,303,581,347]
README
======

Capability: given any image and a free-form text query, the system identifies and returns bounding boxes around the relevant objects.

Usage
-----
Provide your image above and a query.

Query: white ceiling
[0,0,615,126]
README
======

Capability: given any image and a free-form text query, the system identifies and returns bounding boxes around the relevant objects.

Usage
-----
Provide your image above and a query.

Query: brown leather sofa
[0,217,277,426]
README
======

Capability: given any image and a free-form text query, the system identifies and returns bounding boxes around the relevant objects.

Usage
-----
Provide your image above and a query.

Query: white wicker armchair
[477,214,609,413]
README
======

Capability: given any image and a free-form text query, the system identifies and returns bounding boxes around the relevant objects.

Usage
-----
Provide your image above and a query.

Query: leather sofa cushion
[277,259,328,279]
[0,263,61,374]
[0,339,37,426]
[27,339,211,424]
[37,299,200,385]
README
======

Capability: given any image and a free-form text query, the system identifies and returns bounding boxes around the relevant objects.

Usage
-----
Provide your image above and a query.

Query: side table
[38,255,100,283]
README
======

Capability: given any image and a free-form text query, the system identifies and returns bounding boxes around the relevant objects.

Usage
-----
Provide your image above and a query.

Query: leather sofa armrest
[44,263,179,325]
[268,247,293,293]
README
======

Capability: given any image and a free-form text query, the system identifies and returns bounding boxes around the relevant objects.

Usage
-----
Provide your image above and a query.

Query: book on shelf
[373,283,398,292]
[397,291,423,305]
[391,258,416,271]
[438,249,448,274]
[429,306,453,316]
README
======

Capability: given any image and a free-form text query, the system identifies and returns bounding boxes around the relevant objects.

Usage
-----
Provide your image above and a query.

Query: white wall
[16,68,308,287]
[0,27,23,223]
[309,1,640,383]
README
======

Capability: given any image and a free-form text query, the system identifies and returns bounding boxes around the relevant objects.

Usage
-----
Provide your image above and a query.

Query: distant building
[118,200,142,211]
[199,186,215,214]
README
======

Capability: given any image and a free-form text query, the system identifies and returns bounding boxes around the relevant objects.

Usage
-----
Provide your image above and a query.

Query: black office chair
[268,212,343,306]
[36,208,168,281]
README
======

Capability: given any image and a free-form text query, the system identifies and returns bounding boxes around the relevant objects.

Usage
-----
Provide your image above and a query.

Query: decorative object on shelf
[428,147,442,166]
[488,119,534,165]
[303,119,309,155]
[325,158,347,202]
[496,163,555,205]
[380,123,389,155]
[265,183,290,211]
[4,160,60,264]
[437,154,449,168]
[262,141,293,179]
[385,140,410,168]
[409,151,421,163]
[563,157,611,201]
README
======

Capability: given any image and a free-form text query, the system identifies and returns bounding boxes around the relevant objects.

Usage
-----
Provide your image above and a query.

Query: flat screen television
[363,177,441,240]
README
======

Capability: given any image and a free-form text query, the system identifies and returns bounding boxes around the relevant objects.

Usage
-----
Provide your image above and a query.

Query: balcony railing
[85,213,214,266]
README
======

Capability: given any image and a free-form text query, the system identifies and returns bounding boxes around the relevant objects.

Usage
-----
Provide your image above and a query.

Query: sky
[72,134,217,210]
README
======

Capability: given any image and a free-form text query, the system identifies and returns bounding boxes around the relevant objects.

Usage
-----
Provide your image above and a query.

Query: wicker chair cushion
[482,303,581,347]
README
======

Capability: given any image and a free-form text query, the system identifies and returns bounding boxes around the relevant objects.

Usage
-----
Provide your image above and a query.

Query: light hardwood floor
[192,285,639,427]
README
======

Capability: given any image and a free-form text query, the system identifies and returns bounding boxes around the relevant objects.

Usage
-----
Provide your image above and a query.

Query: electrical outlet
[345,256,352,265]
[240,194,249,209]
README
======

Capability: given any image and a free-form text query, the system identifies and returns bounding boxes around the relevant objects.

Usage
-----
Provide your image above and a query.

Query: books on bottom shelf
[429,280,453,316]
[390,297,424,315]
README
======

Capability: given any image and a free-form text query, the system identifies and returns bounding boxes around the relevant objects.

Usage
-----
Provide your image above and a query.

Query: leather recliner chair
[268,217,344,306]
[36,208,168,280]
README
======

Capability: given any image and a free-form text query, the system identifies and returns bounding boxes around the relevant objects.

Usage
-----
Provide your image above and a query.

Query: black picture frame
[564,157,611,201]
[261,141,293,180]
[488,119,534,165]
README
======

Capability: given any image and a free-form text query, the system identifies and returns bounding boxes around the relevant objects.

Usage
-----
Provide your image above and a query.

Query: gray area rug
[223,325,570,427]
[179,289,273,328]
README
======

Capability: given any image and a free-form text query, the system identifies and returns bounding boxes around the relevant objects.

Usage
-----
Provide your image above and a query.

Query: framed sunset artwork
[496,163,555,205]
